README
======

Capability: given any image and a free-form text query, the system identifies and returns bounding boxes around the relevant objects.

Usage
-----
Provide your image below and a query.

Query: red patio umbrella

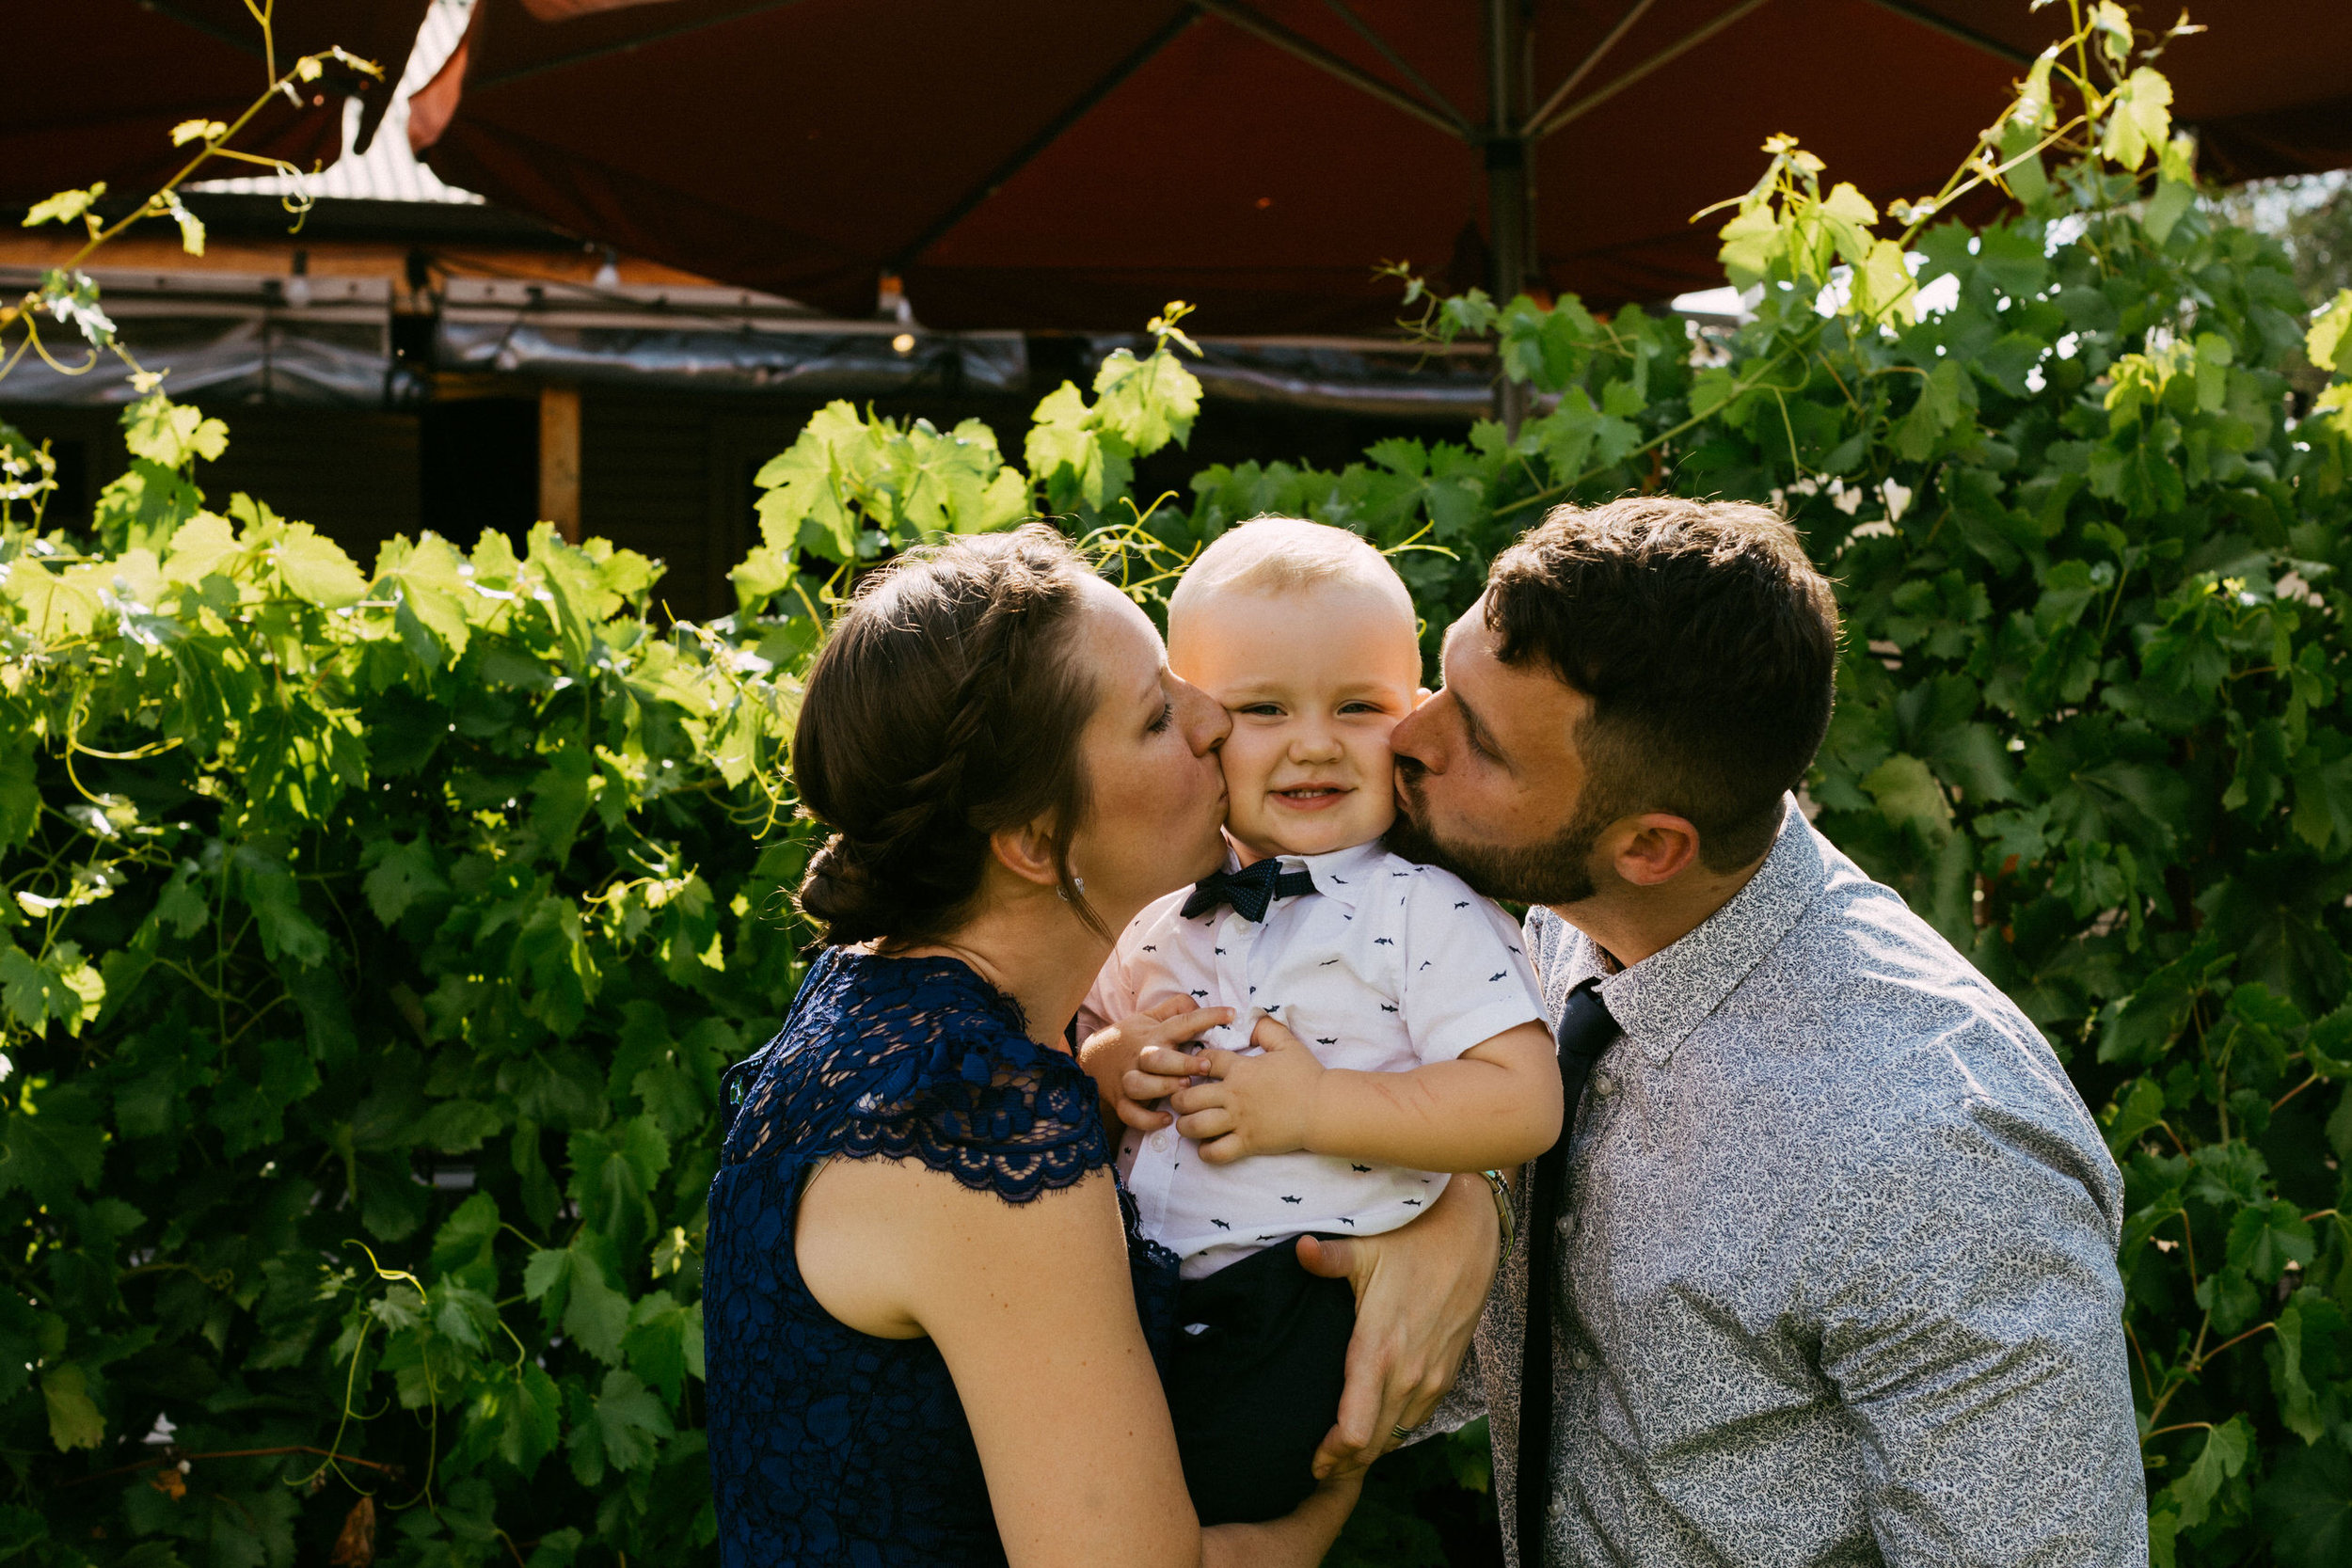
[406,0,2352,332]
[3,0,429,210]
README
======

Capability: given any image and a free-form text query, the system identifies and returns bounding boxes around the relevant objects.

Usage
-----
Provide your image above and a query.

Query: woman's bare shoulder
[797,1154,1129,1338]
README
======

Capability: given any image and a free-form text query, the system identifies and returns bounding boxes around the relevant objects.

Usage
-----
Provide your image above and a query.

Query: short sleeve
[724,952,1114,1206]
[840,1037,1112,1204]
[1397,868,1549,1065]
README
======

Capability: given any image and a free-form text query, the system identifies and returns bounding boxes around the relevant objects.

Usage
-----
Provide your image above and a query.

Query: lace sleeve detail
[840,1047,1111,1203]
[723,950,1113,1204]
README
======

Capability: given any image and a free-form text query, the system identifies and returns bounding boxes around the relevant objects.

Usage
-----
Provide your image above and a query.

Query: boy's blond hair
[1167,515,1413,622]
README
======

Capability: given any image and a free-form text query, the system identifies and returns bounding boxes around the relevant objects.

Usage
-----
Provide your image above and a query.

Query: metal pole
[1486,0,1531,434]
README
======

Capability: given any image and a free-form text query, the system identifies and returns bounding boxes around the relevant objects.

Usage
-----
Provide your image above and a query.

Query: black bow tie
[1182,860,1317,922]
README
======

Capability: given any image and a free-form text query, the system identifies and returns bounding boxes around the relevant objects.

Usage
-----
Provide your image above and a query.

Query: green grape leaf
[2308,290,2352,373]
[1892,359,1974,462]
[2261,1435,2352,1568]
[2269,1288,2346,1444]
[430,1193,502,1286]
[122,395,228,469]
[265,521,368,609]
[474,1362,563,1479]
[525,1527,582,1568]
[2227,1199,2314,1284]
[1090,348,1201,453]
[23,185,105,229]
[525,1243,632,1366]
[2102,67,2174,173]
[590,1369,674,1472]
[1860,753,1953,841]
[39,1365,103,1451]
[2101,1077,2167,1155]
[2163,1415,2251,1531]
[0,942,103,1038]
[2143,179,2194,246]
[362,838,450,927]
[622,1295,703,1405]
[2,557,103,641]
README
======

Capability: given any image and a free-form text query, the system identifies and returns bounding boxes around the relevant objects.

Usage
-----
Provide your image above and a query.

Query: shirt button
[1568,1347,1594,1371]
[1151,1131,1174,1153]
[1547,1496,1565,1521]
[1592,1071,1617,1098]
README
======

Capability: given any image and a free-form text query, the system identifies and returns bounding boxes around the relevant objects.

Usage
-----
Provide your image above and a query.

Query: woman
[705,526,1362,1566]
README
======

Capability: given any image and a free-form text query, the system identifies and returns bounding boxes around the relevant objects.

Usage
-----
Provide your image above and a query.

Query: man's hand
[1166,1014,1327,1164]
[1296,1169,1501,1479]
[1078,996,1234,1133]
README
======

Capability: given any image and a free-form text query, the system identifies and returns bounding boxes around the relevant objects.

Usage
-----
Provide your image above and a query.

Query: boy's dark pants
[1167,1236,1356,1526]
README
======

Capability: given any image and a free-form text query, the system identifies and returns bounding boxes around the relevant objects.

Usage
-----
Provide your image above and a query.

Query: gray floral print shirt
[1454,798,2145,1567]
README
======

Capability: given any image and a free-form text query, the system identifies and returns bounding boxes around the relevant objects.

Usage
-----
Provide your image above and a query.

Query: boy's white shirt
[1079,837,1546,1279]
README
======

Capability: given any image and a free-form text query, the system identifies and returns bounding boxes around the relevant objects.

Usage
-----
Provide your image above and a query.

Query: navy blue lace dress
[706,948,1178,1568]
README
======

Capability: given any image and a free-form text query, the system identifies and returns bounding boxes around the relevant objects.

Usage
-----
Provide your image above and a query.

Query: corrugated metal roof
[188,0,481,205]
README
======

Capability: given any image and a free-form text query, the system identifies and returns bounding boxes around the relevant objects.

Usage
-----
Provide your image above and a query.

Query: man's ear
[1608,813,1704,888]
[989,819,1064,890]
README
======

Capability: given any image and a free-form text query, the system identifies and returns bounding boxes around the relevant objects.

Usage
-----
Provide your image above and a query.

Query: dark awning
[0,0,429,209]
[410,0,2352,332]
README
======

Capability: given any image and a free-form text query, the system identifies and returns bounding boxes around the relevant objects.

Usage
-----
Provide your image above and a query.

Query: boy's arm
[1163,1014,1561,1170]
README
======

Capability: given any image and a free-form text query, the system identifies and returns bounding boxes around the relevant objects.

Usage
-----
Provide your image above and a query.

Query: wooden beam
[539,383,581,545]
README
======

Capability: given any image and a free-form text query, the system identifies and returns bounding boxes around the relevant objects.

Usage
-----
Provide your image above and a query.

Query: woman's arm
[1151,1015,1562,1170]
[798,1156,1356,1568]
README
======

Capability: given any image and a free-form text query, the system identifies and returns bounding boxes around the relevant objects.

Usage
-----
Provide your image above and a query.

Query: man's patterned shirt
[1466,799,2146,1567]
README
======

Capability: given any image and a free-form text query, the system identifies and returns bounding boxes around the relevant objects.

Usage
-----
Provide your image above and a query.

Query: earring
[1057,876,1087,902]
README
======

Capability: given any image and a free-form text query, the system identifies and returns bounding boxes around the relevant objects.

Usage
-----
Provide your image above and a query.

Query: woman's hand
[1079,996,1235,1133]
[1165,1014,1327,1164]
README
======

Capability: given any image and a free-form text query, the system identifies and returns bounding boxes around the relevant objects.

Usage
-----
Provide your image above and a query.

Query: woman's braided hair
[792,524,1104,948]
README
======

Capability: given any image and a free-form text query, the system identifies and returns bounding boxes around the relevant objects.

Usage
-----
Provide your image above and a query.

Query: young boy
[1077,517,1562,1526]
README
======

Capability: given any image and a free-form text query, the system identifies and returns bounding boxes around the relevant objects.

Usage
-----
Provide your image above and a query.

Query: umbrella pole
[1485,0,1533,436]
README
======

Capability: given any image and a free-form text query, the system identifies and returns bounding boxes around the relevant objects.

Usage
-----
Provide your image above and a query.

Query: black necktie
[1180,860,1315,922]
[1518,975,1621,1568]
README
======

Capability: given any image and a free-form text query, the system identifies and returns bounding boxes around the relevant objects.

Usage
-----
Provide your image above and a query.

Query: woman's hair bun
[794,833,900,947]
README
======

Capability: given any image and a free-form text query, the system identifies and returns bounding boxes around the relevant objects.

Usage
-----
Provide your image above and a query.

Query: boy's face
[1168,579,1424,863]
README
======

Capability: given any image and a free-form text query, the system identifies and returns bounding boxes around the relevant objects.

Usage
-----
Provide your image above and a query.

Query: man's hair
[1168,515,1413,622]
[1485,497,1839,871]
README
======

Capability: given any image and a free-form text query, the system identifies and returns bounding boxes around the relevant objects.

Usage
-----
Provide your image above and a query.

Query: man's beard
[1386,761,1612,907]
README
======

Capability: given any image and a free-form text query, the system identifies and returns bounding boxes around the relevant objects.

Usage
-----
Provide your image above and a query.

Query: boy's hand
[1168,1014,1327,1164]
[1078,997,1235,1133]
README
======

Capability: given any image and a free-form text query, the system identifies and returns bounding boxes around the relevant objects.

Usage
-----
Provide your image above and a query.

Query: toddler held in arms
[1077,517,1560,1525]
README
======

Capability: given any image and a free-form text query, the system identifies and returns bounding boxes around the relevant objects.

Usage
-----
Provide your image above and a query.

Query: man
[1370,497,2146,1565]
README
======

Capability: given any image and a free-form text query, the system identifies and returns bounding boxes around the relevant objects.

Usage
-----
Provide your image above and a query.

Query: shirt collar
[1596,797,1829,1068]
[1218,835,1389,912]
